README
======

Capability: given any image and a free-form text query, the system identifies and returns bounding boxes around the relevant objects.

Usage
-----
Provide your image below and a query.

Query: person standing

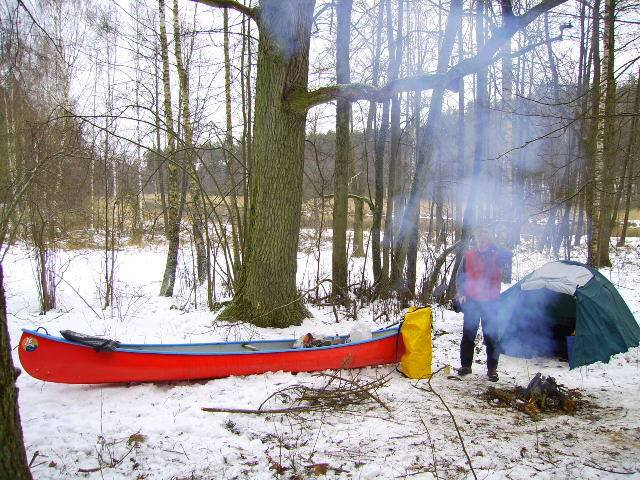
[456,227,511,381]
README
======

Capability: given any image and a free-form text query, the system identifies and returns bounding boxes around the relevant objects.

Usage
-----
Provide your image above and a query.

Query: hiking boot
[457,366,472,376]
[487,370,499,382]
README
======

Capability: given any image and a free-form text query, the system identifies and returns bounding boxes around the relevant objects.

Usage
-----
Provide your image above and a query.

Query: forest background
[1,0,640,477]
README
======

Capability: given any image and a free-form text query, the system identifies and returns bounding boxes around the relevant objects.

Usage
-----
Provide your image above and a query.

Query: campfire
[484,373,583,419]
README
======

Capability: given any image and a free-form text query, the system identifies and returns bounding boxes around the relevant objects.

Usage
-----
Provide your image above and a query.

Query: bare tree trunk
[586,0,601,266]
[241,11,254,246]
[574,191,585,246]
[464,0,488,234]
[173,0,206,284]
[454,23,465,243]
[103,34,115,309]
[501,4,515,280]
[131,0,143,245]
[154,38,169,237]
[223,7,242,284]
[159,0,181,296]
[370,0,386,286]
[0,263,33,480]
[591,0,616,267]
[332,0,353,299]
[617,65,640,247]
[573,0,589,248]
[390,0,462,292]
[383,0,404,288]
[352,121,365,257]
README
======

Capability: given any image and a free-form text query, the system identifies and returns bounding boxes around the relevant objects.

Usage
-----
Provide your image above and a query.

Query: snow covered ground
[4,235,640,479]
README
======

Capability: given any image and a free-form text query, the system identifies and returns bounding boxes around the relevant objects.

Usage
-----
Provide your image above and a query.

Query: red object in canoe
[18,327,404,384]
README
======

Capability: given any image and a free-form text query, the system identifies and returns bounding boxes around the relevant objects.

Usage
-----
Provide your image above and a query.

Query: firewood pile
[202,371,391,416]
[483,373,583,419]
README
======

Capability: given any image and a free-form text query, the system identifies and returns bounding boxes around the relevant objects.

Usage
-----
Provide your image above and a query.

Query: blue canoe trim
[21,326,400,356]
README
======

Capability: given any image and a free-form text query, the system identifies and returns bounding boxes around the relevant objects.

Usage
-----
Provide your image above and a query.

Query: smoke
[497,286,577,360]
[409,90,570,236]
[258,0,315,61]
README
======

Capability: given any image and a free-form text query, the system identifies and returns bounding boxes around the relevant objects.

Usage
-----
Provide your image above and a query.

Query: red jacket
[459,246,510,301]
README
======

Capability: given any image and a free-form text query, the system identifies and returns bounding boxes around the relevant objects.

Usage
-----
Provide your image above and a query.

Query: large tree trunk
[0,264,33,480]
[219,0,315,328]
[332,0,353,299]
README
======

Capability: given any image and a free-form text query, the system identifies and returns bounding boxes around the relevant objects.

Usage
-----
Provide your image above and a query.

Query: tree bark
[383,0,404,291]
[590,0,616,267]
[370,0,387,286]
[219,0,315,327]
[332,0,353,299]
[0,263,33,480]
[159,0,182,296]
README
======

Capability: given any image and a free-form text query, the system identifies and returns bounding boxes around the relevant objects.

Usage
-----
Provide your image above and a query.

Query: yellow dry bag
[399,306,433,379]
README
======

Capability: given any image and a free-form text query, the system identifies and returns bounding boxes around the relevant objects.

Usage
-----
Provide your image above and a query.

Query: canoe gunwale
[20,326,400,357]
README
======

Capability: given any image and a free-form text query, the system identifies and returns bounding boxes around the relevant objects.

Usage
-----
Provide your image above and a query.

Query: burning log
[486,386,540,418]
[483,372,582,419]
[522,373,578,413]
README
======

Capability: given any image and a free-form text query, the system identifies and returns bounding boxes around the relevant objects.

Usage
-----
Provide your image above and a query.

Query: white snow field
[5,236,640,479]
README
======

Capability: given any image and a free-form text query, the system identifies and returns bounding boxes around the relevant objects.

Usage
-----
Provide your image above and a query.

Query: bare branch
[288,0,569,111]
[190,0,257,19]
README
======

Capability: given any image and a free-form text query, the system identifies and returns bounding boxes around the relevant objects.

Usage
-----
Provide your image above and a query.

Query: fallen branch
[318,372,390,412]
[413,367,477,480]
[585,462,638,475]
[77,466,102,474]
[201,406,317,415]
[203,371,391,416]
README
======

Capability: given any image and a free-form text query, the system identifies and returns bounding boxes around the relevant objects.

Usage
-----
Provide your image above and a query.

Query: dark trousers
[460,299,500,371]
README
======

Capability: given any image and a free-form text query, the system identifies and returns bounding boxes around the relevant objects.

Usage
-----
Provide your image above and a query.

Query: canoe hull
[18,329,403,384]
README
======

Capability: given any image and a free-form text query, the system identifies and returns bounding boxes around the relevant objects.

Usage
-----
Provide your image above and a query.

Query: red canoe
[18,327,404,384]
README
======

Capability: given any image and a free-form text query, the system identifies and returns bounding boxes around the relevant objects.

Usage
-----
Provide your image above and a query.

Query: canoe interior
[21,327,399,355]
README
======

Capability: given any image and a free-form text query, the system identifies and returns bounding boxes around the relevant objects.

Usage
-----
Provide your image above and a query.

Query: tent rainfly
[496,260,640,369]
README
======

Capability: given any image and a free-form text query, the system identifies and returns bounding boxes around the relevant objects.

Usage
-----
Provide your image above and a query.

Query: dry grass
[49,196,640,251]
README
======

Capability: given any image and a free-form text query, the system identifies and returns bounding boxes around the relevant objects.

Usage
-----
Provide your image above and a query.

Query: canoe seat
[60,330,121,352]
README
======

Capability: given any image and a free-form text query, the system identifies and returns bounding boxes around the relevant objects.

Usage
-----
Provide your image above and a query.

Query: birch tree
[159,0,182,296]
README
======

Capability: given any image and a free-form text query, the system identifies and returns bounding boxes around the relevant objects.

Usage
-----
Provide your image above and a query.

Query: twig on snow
[584,462,638,475]
[28,451,40,468]
[412,366,477,480]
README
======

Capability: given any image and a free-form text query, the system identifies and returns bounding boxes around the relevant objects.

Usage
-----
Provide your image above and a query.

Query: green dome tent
[496,260,640,369]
